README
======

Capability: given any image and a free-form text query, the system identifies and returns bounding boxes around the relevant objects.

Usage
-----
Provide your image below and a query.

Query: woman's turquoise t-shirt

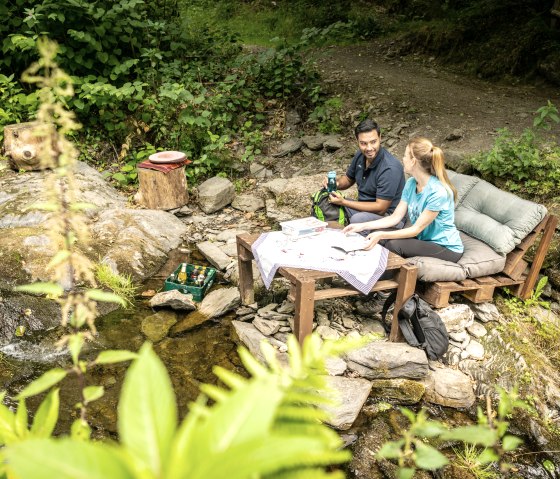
[401,176,464,253]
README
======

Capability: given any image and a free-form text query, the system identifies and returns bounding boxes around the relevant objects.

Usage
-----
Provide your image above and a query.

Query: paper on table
[330,233,368,253]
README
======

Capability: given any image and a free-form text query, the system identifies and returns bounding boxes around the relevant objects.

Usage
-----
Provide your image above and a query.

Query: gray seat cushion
[408,233,506,282]
[446,170,480,207]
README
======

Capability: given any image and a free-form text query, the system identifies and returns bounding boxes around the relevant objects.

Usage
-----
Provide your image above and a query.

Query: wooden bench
[236,233,417,345]
[418,214,558,308]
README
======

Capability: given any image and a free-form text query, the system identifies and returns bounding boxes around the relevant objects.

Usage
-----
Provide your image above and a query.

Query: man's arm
[329,193,392,214]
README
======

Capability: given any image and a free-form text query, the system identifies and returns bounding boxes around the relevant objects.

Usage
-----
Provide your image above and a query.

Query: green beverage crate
[163,263,216,302]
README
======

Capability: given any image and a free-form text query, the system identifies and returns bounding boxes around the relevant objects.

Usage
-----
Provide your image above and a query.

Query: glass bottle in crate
[176,263,188,284]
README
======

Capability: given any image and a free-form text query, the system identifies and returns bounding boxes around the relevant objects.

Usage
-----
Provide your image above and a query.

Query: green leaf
[441,425,497,447]
[5,438,134,479]
[118,343,177,477]
[94,350,138,365]
[16,369,68,400]
[413,421,447,438]
[85,289,126,306]
[47,250,71,270]
[0,402,17,444]
[502,434,523,451]
[414,441,448,470]
[543,459,555,472]
[68,334,85,365]
[71,419,91,441]
[397,467,415,479]
[13,282,63,297]
[15,400,28,439]
[83,386,104,404]
[476,448,499,465]
[377,440,404,459]
[30,389,59,438]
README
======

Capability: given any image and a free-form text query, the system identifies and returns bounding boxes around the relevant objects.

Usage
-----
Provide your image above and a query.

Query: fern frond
[238,346,269,378]
[272,422,342,447]
[266,467,346,479]
[212,366,248,390]
[198,384,229,403]
[282,391,336,407]
[261,341,283,373]
[275,405,329,422]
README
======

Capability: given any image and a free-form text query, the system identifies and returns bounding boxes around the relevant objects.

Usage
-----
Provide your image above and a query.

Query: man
[324,118,405,226]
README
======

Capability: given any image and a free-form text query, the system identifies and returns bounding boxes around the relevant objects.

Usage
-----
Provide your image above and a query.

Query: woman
[342,137,463,262]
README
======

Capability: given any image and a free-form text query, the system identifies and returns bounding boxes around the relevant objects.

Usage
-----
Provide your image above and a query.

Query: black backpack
[310,188,348,226]
[381,292,449,361]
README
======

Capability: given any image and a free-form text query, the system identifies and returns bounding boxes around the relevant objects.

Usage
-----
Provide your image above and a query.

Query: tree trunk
[135,166,189,210]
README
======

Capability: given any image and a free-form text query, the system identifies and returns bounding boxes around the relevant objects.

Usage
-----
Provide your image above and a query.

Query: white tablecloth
[252,229,388,294]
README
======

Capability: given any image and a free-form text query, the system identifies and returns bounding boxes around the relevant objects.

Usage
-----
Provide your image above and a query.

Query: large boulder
[0,161,187,288]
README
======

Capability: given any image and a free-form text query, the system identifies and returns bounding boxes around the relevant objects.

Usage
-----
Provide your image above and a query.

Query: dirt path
[311,40,560,159]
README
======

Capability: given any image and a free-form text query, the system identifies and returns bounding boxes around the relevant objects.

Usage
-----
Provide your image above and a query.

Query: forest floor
[302,38,560,162]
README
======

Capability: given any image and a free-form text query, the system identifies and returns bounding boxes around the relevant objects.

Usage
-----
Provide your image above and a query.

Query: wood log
[135,166,188,210]
[3,121,55,171]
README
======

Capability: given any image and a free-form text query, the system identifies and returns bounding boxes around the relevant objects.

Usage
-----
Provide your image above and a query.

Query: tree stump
[135,166,189,210]
[3,121,55,171]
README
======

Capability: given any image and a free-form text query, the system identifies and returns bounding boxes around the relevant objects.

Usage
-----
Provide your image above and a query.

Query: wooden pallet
[418,214,558,308]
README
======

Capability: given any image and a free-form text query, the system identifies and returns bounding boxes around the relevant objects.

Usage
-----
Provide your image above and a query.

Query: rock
[546,267,560,290]
[231,194,265,212]
[271,138,303,157]
[528,305,560,326]
[321,376,372,430]
[316,325,341,340]
[326,357,347,376]
[197,241,234,271]
[438,304,474,332]
[170,205,192,217]
[198,288,240,319]
[148,290,196,311]
[421,364,475,408]
[342,316,358,329]
[220,243,238,257]
[469,302,502,323]
[197,176,235,214]
[223,261,263,288]
[445,129,463,141]
[253,316,282,336]
[258,303,278,315]
[216,229,249,242]
[249,163,273,179]
[170,310,212,335]
[265,199,293,222]
[285,110,301,130]
[359,318,387,336]
[141,311,178,343]
[277,301,295,314]
[316,310,330,326]
[345,341,429,379]
[231,320,289,362]
[465,339,485,360]
[323,137,343,152]
[369,378,426,404]
[301,135,326,151]
[449,330,468,343]
[444,149,473,174]
[467,321,487,339]
[538,52,560,85]
[261,178,289,196]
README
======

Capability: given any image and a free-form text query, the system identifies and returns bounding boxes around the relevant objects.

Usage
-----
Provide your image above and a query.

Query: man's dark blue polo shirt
[345,147,405,214]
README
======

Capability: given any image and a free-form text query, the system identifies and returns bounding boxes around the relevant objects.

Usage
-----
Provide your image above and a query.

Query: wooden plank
[474,276,497,285]
[503,248,526,277]
[507,258,528,281]
[457,279,480,289]
[294,279,316,346]
[462,284,495,303]
[518,215,558,299]
[237,240,255,305]
[312,280,401,301]
[392,264,418,342]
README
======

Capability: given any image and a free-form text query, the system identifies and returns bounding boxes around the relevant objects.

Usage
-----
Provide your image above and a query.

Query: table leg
[236,239,255,305]
[294,278,316,346]
[391,264,418,342]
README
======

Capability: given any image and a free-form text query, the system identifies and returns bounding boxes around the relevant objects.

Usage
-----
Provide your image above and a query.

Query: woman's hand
[364,231,384,250]
[342,223,363,235]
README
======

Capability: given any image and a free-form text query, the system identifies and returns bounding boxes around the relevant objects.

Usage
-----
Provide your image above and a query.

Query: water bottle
[327,171,337,193]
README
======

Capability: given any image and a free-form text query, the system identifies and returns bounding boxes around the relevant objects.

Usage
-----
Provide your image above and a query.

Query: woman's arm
[342,200,408,234]
[363,209,439,250]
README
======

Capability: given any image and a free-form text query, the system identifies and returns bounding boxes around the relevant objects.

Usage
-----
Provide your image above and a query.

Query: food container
[163,263,216,302]
[280,217,328,239]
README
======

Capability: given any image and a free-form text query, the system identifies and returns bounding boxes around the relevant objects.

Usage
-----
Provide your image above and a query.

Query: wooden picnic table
[236,233,418,345]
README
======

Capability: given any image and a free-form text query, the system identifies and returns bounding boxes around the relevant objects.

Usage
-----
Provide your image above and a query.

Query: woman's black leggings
[380,238,463,263]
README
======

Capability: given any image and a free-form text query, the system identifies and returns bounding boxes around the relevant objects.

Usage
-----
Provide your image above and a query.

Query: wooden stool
[136,165,188,210]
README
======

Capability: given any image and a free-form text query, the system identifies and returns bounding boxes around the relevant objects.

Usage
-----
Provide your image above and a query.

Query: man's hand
[329,191,344,205]
[321,176,329,189]
[364,231,383,250]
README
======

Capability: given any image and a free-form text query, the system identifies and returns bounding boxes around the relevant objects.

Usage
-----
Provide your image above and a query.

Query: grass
[94,263,137,309]
[452,444,498,479]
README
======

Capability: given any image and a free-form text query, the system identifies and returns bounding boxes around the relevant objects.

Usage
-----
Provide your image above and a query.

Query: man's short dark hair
[354,119,380,139]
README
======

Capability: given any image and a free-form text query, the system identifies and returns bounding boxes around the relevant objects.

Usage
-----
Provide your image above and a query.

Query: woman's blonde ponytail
[432,146,458,202]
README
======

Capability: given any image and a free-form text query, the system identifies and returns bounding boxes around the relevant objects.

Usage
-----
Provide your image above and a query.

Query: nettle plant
[0,40,355,479]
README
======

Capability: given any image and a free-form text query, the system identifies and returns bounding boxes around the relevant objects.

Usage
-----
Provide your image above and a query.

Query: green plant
[309,97,344,133]
[377,387,529,477]
[452,444,498,479]
[503,276,550,314]
[470,102,560,198]
[533,100,560,130]
[94,263,137,309]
